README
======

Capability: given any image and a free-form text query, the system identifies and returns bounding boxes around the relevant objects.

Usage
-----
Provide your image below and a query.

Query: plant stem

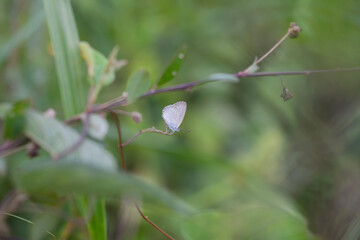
[110,112,126,171]
[254,32,289,66]
[110,113,175,240]
[122,127,172,147]
[52,86,99,160]
[235,66,360,78]
[52,110,90,160]
[134,202,175,240]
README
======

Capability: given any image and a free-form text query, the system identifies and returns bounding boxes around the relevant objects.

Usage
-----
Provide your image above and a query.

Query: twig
[2,23,360,157]
[141,81,201,98]
[122,127,172,147]
[90,95,127,113]
[253,32,289,67]
[235,66,360,78]
[2,66,360,157]
[242,22,301,73]
[0,139,28,157]
[52,84,101,160]
[52,111,91,160]
[111,109,133,117]
[134,202,175,240]
[110,112,126,171]
[110,113,175,240]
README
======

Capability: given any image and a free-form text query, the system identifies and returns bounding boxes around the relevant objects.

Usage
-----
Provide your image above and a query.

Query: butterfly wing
[162,101,187,131]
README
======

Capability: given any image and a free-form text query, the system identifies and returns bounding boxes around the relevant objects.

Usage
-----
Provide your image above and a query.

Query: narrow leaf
[126,70,151,103]
[158,45,187,86]
[76,196,107,240]
[43,0,86,118]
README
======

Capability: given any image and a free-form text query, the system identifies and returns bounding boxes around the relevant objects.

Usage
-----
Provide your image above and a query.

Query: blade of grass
[42,0,86,118]
[42,1,106,239]
[76,196,107,240]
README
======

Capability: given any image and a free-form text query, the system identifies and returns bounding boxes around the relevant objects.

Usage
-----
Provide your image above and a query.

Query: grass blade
[42,1,105,239]
[42,0,86,118]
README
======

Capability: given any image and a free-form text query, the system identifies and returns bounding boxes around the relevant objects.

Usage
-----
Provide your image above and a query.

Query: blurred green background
[1,0,360,239]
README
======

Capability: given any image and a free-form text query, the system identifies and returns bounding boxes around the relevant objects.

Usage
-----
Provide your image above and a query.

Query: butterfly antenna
[180,127,191,133]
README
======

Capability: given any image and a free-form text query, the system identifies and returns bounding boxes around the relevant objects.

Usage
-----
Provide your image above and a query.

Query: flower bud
[288,22,301,39]
[131,112,142,123]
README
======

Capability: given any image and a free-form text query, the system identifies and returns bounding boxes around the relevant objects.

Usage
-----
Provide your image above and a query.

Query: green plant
[1,1,360,239]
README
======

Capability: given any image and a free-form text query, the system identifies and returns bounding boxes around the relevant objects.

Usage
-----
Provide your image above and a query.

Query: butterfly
[162,101,187,133]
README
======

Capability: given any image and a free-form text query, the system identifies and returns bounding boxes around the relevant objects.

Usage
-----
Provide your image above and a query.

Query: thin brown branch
[88,64,360,113]
[134,202,175,240]
[236,66,360,78]
[52,110,91,160]
[110,112,126,171]
[141,81,201,98]
[111,109,133,117]
[110,113,175,240]
[253,32,289,67]
[64,114,83,125]
[2,65,360,158]
[3,22,360,158]
[242,23,298,73]
[90,95,127,113]
[52,85,100,161]
[122,127,172,147]
[0,138,28,157]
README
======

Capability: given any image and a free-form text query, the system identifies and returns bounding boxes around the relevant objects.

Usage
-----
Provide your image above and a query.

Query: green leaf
[87,114,109,140]
[4,100,30,139]
[196,73,239,88]
[14,161,196,215]
[79,42,95,80]
[79,41,115,87]
[126,69,151,103]
[158,45,187,86]
[43,0,86,118]
[25,109,116,170]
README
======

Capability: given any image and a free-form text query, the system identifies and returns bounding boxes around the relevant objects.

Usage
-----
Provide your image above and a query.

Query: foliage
[1,0,360,240]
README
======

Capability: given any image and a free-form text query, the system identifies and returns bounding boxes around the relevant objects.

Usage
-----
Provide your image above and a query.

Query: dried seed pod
[281,87,294,102]
[288,22,301,39]
[131,112,142,123]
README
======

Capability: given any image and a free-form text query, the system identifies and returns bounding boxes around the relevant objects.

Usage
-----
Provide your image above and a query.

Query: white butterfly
[162,101,187,133]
